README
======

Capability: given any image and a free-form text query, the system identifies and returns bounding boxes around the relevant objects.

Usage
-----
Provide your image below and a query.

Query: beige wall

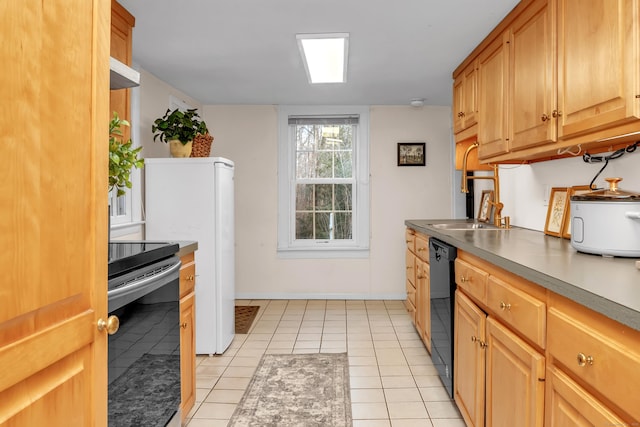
[202,104,453,299]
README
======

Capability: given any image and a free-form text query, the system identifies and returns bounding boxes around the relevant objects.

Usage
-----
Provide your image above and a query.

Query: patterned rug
[228,353,352,427]
[235,305,260,334]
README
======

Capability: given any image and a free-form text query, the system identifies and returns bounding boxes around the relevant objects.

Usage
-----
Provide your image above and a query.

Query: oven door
[107,256,182,427]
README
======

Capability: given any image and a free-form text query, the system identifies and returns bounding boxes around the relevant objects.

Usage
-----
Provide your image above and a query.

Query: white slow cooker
[570,177,640,257]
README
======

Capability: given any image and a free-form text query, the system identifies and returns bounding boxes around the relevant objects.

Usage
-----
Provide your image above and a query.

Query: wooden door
[557,0,640,138]
[485,317,545,427]
[478,32,510,160]
[0,1,109,425]
[510,0,557,151]
[454,290,486,427]
[545,366,626,426]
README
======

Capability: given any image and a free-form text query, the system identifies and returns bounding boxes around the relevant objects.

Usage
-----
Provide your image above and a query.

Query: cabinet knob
[181,322,188,329]
[417,247,426,252]
[97,315,120,335]
[541,113,549,122]
[460,276,470,283]
[552,109,562,118]
[187,274,195,281]
[577,352,594,367]
[471,336,478,343]
[499,301,511,311]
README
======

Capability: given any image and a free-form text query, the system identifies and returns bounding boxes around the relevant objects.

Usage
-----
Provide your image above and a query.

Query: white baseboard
[235,292,406,300]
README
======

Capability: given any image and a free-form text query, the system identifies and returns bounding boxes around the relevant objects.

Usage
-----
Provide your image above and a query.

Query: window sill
[277,247,369,259]
[110,221,144,239]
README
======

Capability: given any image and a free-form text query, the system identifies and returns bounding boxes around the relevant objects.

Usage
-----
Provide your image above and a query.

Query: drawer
[179,262,196,298]
[415,234,429,262]
[406,249,415,284]
[486,275,546,348]
[405,228,416,252]
[548,305,640,421]
[455,258,488,304]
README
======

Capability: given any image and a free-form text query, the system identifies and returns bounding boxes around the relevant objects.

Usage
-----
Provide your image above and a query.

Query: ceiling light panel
[296,33,349,84]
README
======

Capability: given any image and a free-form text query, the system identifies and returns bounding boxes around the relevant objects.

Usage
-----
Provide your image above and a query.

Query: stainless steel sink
[430,222,508,231]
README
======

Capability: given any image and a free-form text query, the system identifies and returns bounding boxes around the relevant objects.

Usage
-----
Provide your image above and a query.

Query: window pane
[296,212,314,239]
[334,151,352,178]
[296,184,314,210]
[335,184,352,211]
[315,212,331,239]
[296,125,317,151]
[316,151,333,178]
[315,184,332,211]
[334,212,352,239]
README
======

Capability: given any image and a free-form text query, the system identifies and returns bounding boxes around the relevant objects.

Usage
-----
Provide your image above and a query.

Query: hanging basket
[190,133,214,157]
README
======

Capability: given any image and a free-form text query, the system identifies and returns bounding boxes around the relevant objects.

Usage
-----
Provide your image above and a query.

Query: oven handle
[107,259,182,300]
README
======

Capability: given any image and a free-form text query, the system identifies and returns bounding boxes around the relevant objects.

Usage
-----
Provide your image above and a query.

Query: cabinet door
[511,0,557,151]
[454,290,486,427]
[463,61,478,130]
[557,0,640,138]
[478,32,510,160]
[110,0,135,140]
[415,260,431,352]
[180,292,196,421]
[485,317,545,427]
[545,366,627,426]
[453,74,465,133]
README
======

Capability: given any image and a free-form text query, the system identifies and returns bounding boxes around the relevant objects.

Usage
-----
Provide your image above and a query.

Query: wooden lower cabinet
[179,252,197,421]
[405,229,431,351]
[454,290,545,427]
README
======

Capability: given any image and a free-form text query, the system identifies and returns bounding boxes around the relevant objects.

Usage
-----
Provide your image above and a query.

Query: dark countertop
[405,219,640,331]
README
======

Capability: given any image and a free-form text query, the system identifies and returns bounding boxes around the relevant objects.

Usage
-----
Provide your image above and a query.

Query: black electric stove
[108,241,180,280]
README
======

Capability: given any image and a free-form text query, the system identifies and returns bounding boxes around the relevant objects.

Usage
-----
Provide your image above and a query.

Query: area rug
[108,353,180,426]
[228,353,352,427]
[235,305,260,334]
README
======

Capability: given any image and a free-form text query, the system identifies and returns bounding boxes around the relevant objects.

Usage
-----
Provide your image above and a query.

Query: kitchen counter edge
[405,219,640,331]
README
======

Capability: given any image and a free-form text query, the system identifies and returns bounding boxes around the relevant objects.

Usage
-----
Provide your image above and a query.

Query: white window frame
[277,105,370,258]
[109,84,144,238]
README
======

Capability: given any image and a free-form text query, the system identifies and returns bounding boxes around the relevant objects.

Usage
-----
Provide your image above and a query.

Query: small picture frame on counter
[397,142,426,166]
[544,187,569,237]
[477,190,494,222]
[561,185,592,239]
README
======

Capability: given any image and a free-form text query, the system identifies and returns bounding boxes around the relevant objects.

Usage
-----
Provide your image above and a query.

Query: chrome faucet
[460,142,509,228]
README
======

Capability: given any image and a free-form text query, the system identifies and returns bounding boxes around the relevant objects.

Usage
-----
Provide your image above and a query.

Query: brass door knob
[97,315,120,335]
[499,301,511,311]
[577,352,594,367]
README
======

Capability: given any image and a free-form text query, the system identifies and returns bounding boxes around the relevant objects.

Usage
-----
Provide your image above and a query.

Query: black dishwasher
[429,237,457,398]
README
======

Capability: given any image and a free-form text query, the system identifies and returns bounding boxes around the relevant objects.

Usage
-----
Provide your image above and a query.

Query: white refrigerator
[145,157,235,355]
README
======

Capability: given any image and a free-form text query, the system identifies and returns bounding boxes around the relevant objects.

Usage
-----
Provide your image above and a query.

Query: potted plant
[152,108,209,157]
[109,112,144,197]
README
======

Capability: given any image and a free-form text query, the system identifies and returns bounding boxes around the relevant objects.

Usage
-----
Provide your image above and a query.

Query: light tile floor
[185,300,464,427]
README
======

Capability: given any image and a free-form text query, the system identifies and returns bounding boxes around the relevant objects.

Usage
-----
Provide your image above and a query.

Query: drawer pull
[499,301,511,311]
[460,276,470,283]
[417,247,426,252]
[577,352,594,367]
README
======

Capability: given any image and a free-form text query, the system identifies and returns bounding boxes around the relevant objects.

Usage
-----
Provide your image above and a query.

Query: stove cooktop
[108,241,179,279]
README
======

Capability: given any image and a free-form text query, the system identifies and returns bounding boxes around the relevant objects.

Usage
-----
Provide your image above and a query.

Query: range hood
[110,57,140,90]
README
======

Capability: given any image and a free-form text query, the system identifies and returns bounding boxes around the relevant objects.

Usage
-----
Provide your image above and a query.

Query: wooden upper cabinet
[454,60,479,135]
[110,0,135,137]
[557,0,640,139]
[510,0,557,151]
[478,32,510,160]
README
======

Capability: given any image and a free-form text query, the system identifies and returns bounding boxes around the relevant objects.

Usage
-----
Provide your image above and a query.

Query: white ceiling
[119,0,519,106]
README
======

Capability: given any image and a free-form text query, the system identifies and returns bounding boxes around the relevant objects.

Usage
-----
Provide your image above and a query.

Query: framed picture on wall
[477,190,494,222]
[397,142,426,166]
[561,185,592,239]
[544,187,569,237]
